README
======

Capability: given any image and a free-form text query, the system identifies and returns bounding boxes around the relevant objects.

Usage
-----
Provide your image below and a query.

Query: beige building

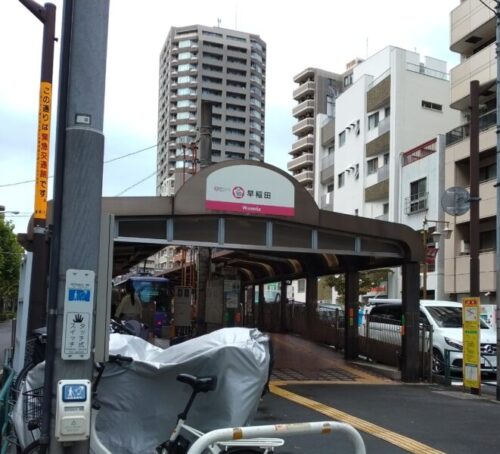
[444,0,497,303]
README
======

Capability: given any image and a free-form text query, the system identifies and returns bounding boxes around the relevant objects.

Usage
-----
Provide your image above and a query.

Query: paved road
[253,333,500,453]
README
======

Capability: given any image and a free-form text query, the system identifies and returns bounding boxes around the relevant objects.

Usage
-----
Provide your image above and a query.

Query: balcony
[378,116,390,136]
[291,135,314,154]
[450,0,495,55]
[367,73,390,112]
[292,118,314,136]
[292,100,314,118]
[450,42,496,110]
[365,179,389,202]
[320,153,335,184]
[293,68,315,84]
[293,81,315,101]
[366,131,390,158]
[293,170,314,184]
[404,191,428,215]
[287,153,314,172]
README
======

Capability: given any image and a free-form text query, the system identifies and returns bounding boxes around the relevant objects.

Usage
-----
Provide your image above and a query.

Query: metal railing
[445,109,496,146]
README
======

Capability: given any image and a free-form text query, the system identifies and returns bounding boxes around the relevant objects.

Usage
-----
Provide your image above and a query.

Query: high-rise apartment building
[157,25,266,196]
[444,0,497,303]
[288,68,345,196]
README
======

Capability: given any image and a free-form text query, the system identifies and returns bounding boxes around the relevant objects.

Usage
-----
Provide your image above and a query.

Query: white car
[361,299,497,375]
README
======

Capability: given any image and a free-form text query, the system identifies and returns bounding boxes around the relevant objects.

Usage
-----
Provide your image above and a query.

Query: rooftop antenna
[235,2,238,29]
[217,18,221,28]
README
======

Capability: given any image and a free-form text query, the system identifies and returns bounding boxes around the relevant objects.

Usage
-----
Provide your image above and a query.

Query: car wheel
[432,349,445,375]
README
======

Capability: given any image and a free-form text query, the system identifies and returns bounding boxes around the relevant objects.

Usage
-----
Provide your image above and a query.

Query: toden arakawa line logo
[232,186,245,199]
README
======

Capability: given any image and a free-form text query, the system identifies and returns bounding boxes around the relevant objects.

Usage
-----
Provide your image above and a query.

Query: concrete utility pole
[41,1,110,452]
[195,101,213,334]
[494,0,500,402]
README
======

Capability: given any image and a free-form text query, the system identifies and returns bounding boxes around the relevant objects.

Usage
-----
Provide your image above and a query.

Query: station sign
[206,165,295,217]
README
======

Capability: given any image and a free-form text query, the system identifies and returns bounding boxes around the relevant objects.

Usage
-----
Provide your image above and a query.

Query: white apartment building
[332,46,460,297]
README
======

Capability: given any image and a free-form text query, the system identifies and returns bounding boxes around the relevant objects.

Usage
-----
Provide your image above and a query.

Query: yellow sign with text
[462,297,480,390]
[35,81,52,220]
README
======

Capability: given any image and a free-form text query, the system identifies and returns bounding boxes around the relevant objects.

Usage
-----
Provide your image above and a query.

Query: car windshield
[426,306,490,329]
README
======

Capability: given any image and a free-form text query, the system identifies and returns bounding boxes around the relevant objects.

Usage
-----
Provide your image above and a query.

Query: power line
[0,144,157,188]
[114,171,157,196]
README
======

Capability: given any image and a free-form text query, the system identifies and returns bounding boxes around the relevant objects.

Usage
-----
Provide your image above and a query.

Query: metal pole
[470,80,480,298]
[469,80,481,396]
[19,0,56,334]
[422,225,427,299]
[495,1,500,402]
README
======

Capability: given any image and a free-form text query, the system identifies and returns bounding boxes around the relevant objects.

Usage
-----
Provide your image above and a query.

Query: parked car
[360,299,497,375]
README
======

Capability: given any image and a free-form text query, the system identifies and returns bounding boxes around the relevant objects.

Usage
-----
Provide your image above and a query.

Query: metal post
[469,80,480,298]
[401,261,420,382]
[422,226,428,299]
[19,0,56,334]
[344,270,359,360]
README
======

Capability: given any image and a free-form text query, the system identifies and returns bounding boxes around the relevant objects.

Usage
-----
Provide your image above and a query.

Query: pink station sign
[205,165,295,217]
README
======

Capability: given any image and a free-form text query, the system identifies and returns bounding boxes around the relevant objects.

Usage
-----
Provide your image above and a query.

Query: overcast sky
[0,0,460,233]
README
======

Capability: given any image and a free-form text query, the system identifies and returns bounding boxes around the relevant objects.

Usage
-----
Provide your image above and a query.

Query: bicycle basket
[23,387,43,423]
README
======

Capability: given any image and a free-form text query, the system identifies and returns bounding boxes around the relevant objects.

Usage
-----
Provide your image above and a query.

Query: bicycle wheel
[12,362,34,395]
[22,439,42,454]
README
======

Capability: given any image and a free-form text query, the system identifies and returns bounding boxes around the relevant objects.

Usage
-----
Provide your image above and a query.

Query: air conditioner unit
[460,240,470,254]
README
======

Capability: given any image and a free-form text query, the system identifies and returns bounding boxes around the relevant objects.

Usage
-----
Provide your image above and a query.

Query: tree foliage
[319,269,392,305]
[0,218,23,312]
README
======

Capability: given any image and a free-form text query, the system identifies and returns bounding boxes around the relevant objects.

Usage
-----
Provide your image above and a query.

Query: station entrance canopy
[108,161,423,280]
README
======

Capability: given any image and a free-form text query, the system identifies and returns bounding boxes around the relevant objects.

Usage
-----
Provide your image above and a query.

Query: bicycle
[155,373,366,454]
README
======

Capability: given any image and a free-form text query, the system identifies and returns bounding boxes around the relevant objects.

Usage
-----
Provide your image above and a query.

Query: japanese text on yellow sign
[462,297,480,389]
[35,81,52,220]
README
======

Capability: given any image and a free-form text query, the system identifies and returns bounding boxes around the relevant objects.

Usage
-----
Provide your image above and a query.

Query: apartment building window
[178,40,194,48]
[202,30,223,38]
[367,157,378,175]
[227,115,245,123]
[480,230,496,251]
[384,106,390,117]
[339,131,346,147]
[383,203,389,214]
[228,45,247,54]
[176,111,191,120]
[421,100,442,112]
[227,127,245,136]
[326,95,335,118]
[202,63,222,73]
[177,75,194,84]
[203,51,223,61]
[408,178,427,213]
[178,64,195,72]
[479,162,496,182]
[228,57,247,65]
[327,183,334,192]
[177,88,195,96]
[338,172,345,188]
[368,112,379,130]
[178,52,194,60]
[177,100,192,108]
[226,139,245,148]
[227,35,246,42]
[383,153,389,165]
[344,73,353,87]
[202,76,222,84]
[227,68,247,77]
[176,124,194,132]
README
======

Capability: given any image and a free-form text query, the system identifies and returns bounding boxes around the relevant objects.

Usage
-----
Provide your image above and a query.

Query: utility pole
[40,1,110,453]
[494,0,500,402]
[195,101,213,334]
[19,0,56,334]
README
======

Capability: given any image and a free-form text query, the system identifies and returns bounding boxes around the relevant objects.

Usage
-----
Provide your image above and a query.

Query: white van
[360,299,497,374]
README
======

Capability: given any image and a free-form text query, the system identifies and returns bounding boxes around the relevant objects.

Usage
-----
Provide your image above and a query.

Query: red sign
[426,246,438,265]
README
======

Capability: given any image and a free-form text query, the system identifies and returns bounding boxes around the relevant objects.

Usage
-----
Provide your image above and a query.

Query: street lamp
[0,205,21,218]
[422,217,453,299]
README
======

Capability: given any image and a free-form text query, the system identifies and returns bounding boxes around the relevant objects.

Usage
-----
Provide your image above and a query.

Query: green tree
[320,269,392,305]
[0,218,23,313]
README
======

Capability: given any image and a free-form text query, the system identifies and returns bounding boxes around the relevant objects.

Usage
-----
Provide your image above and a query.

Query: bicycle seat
[177,373,217,393]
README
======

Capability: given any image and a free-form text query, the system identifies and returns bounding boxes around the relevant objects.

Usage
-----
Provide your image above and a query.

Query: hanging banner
[462,297,481,390]
[206,165,295,217]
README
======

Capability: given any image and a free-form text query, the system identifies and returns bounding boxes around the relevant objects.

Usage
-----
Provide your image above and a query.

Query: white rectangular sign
[61,269,95,360]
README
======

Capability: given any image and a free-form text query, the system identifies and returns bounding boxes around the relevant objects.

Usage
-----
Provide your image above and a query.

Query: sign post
[462,296,481,393]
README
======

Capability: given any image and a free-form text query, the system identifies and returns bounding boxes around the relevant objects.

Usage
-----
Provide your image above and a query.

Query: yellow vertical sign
[462,297,481,390]
[35,81,52,220]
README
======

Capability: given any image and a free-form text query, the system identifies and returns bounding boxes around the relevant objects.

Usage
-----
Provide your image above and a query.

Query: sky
[0,0,460,234]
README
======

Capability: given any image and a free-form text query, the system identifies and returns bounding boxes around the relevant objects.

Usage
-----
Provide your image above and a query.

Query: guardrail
[187,421,366,454]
